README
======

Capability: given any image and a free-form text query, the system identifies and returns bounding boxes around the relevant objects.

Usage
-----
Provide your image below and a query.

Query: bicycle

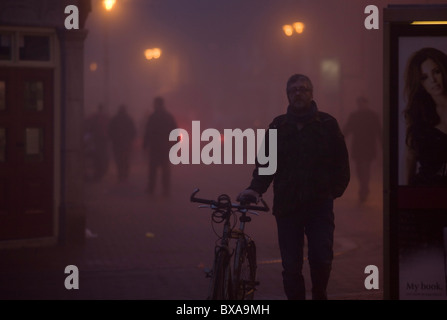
[190,188,269,300]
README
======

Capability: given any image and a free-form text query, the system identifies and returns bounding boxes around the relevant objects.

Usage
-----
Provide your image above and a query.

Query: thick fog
[79,1,393,263]
[82,0,447,201]
[83,0,386,131]
[81,0,445,218]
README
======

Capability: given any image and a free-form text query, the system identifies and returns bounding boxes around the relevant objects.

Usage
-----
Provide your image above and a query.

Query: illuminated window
[320,59,340,93]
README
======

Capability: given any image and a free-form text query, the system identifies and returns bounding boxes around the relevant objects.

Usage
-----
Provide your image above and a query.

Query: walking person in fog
[143,97,178,196]
[237,74,350,300]
[343,96,382,202]
[84,104,110,181]
[108,105,137,183]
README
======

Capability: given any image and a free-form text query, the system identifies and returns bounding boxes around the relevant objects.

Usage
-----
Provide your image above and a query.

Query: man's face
[287,78,313,112]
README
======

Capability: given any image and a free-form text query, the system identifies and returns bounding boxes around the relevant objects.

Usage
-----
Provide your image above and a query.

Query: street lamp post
[102,0,116,112]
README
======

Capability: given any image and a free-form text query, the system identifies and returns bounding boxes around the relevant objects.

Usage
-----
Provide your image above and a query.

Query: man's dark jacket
[248,101,350,218]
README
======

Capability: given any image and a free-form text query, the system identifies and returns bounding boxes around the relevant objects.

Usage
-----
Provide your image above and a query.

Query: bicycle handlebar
[190,188,270,212]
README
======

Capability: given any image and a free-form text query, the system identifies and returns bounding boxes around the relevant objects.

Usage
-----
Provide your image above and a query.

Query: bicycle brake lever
[247,211,260,216]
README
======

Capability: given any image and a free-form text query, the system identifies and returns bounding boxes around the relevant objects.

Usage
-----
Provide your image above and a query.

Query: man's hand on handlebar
[237,189,261,204]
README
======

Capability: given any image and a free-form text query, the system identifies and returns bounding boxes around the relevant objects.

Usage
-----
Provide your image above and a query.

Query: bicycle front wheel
[208,248,232,300]
[233,239,257,300]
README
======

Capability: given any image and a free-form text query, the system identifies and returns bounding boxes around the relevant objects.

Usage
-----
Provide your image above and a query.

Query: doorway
[0,67,55,241]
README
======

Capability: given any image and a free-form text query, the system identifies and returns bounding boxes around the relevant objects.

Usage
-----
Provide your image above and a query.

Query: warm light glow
[282,25,294,36]
[320,59,340,93]
[293,22,305,34]
[144,49,153,60]
[103,0,116,11]
[145,48,162,60]
[89,62,98,72]
[152,48,161,59]
[283,22,305,36]
[411,21,447,25]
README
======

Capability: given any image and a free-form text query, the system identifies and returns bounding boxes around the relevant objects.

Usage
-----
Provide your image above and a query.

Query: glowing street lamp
[101,0,116,112]
[145,48,162,60]
[282,25,294,37]
[293,22,305,34]
[89,62,98,72]
[283,21,305,36]
[103,0,116,11]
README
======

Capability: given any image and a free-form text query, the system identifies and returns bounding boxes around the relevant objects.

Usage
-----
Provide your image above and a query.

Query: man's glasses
[287,86,312,94]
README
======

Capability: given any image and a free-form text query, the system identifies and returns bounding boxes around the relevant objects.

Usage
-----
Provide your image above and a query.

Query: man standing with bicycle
[237,74,350,300]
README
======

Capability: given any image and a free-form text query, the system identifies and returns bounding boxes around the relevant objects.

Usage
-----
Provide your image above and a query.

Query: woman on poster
[404,47,447,186]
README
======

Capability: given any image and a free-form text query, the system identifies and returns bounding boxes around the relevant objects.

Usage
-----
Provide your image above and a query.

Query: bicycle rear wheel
[233,239,257,300]
[208,248,232,300]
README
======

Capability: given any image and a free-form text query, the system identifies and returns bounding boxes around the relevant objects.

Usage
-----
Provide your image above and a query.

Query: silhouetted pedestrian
[143,97,178,196]
[84,104,110,182]
[343,96,382,202]
[237,74,350,300]
[108,105,137,183]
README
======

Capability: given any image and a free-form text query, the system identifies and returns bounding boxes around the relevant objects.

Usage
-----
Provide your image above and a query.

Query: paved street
[0,151,383,300]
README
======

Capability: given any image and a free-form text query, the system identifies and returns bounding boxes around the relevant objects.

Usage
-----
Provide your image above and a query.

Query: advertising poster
[398,210,447,299]
[384,5,447,300]
[396,37,447,300]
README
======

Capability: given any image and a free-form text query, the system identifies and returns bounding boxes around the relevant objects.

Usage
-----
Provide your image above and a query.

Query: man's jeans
[275,199,335,300]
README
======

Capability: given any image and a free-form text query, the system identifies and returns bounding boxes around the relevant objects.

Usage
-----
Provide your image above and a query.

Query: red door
[0,67,54,241]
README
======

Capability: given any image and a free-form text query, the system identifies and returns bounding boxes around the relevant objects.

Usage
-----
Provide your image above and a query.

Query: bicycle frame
[232,211,254,299]
[190,188,269,300]
[211,206,233,299]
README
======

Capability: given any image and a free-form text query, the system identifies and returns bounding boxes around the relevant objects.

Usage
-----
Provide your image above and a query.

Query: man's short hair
[154,96,164,106]
[286,74,313,92]
[154,96,165,111]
